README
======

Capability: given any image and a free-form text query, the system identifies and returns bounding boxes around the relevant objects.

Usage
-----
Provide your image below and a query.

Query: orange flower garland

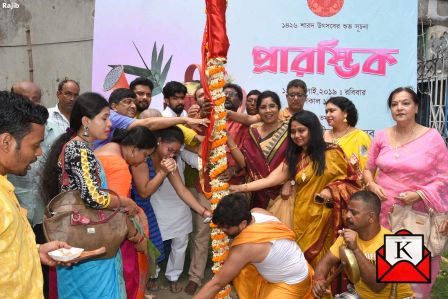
[206,57,232,299]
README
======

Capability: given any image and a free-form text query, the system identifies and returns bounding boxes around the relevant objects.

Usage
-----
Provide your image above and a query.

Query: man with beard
[161,81,204,146]
[312,191,414,299]
[162,81,188,117]
[129,77,154,117]
[0,91,71,299]
[223,82,246,148]
[194,193,313,299]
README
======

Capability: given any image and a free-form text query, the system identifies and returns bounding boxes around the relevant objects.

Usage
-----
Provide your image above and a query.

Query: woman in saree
[364,87,448,298]
[323,96,371,177]
[230,110,360,268]
[95,126,160,299]
[41,93,138,299]
[229,90,289,209]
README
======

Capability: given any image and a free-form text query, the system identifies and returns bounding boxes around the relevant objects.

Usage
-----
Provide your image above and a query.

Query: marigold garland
[204,57,232,299]
[217,111,227,120]
[210,136,228,149]
[210,152,226,163]
[209,164,227,179]
[214,96,226,106]
[209,79,226,90]
[206,65,225,76]
[211,182,229,192]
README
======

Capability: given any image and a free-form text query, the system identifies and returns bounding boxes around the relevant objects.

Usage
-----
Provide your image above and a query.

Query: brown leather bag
[43,189,128,259]
[43,142,128,259]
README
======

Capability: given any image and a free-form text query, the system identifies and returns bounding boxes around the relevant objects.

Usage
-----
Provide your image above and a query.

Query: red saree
[241,122,289,208]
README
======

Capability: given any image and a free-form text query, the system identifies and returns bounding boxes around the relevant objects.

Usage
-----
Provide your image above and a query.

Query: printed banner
[92,0,417,133]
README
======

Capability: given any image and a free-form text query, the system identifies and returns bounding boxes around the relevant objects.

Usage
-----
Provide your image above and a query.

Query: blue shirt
[94,110,135,148]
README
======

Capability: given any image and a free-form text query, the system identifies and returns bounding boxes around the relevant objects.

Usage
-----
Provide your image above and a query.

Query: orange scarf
[232,221,313,299]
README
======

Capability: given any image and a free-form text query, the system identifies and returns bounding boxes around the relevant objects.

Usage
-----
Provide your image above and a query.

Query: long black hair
[286,110,326,179]
[111,126,157,149]
[40,92,109,204]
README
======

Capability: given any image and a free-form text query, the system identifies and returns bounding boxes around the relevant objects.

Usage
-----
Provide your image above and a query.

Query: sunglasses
[314,193,334,209]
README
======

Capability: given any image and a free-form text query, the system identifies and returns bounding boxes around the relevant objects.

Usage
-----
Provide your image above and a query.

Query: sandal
[170,280,183,293]
[147,278,160,292]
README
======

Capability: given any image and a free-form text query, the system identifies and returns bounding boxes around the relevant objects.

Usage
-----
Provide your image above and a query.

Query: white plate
[48,247,84,262]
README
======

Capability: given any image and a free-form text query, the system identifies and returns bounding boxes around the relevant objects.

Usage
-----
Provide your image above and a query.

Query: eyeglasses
[225,91,237,98]
[314,193,334,208]
[287,93,306,99]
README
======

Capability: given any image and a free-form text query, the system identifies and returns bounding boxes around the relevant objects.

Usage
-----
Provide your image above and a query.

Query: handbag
[43,142,128,259]
[388,203,448,256]
[43,189,128,259]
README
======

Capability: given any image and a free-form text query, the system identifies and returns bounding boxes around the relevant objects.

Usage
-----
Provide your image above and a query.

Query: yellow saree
[334,129,371,175]
[293,145,360,268]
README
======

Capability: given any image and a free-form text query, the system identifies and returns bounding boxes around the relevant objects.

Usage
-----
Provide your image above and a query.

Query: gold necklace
[331,126,351,145]
[299,154,308,182]
[392,124,417,159]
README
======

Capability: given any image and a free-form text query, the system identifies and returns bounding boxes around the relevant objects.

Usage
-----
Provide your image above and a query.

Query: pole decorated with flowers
[200,0,231,298]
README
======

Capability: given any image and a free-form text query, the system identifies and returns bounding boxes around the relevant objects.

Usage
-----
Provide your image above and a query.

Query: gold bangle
[230,145,238,151]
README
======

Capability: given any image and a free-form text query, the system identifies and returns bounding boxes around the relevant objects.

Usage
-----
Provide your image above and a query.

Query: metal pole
[25,25,34,82]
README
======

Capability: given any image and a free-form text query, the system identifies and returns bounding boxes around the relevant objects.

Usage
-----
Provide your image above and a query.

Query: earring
[343,116,347,123]
[82,125,89,137]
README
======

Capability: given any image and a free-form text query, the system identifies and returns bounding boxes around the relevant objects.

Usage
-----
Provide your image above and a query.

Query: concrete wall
[0,0,95,107]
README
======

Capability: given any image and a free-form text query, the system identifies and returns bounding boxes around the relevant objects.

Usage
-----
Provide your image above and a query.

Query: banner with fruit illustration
[92,0,417,134]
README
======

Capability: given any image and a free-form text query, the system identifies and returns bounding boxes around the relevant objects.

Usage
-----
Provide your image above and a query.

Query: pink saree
[366,128,448,227]
[366,128,448,298]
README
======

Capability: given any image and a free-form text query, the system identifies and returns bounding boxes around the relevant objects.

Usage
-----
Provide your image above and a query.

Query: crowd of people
[0,76,447,299]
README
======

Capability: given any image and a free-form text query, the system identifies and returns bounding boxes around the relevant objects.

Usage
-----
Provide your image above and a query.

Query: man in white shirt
[161,81,212,295]
[161,81,188,117]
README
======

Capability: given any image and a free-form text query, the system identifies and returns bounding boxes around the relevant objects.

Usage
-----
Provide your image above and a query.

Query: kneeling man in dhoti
[194,192,313,299]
